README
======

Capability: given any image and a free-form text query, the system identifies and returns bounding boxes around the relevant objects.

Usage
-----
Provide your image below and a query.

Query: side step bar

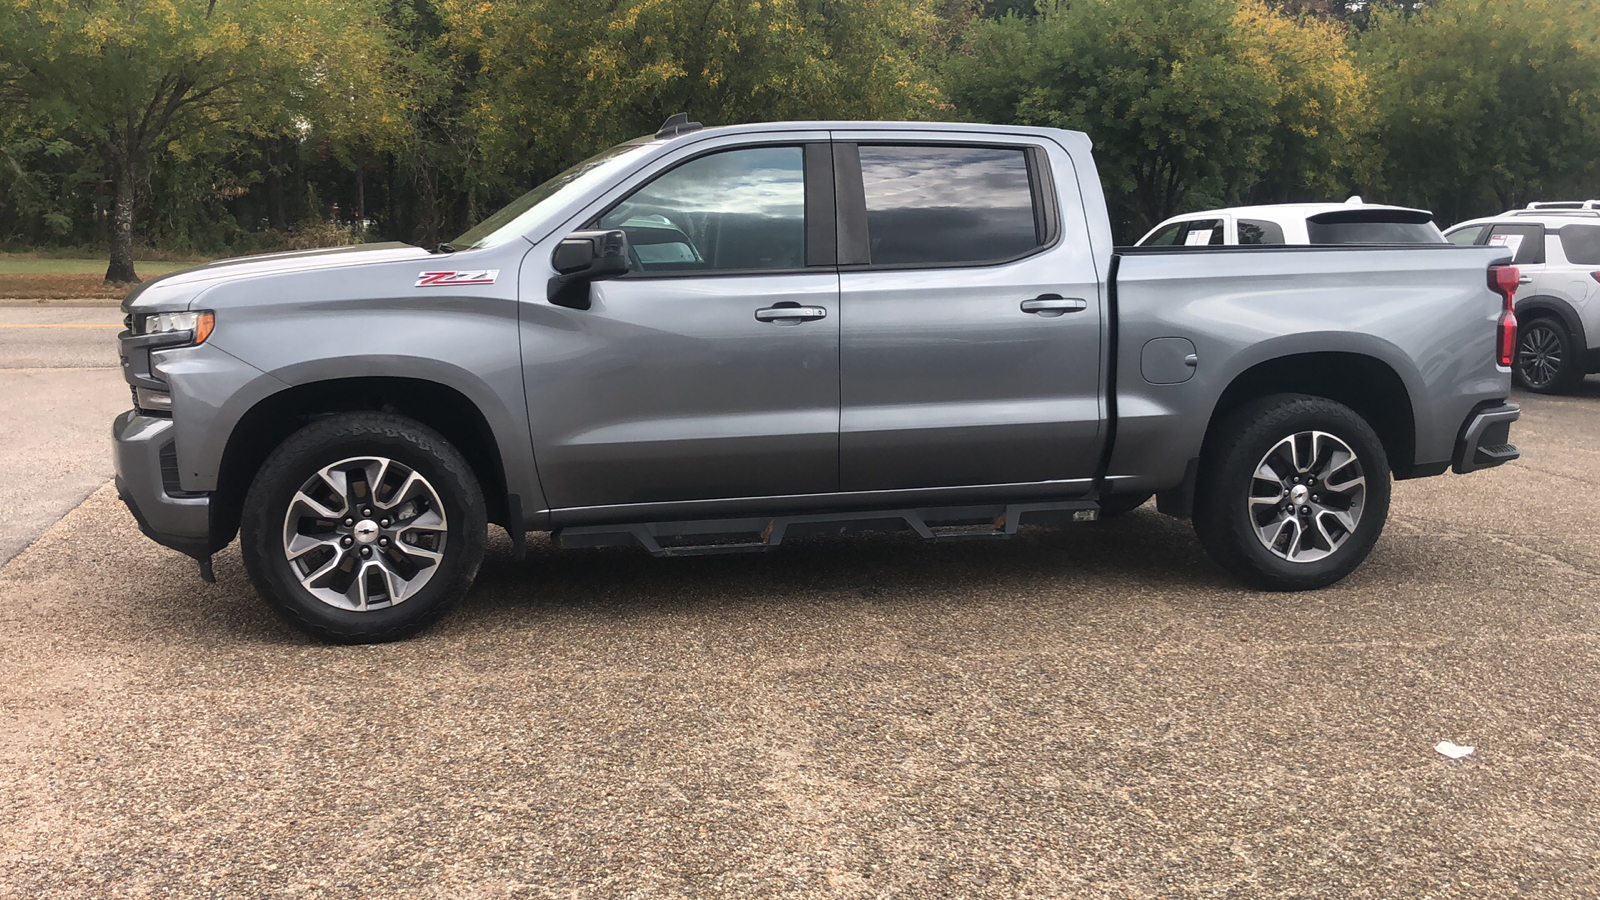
[554,501,1101,558]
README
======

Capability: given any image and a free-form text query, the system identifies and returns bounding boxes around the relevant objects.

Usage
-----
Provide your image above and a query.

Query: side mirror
[548,229,629,309]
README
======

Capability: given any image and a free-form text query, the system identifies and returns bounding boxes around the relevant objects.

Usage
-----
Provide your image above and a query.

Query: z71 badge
[415,269,499,287]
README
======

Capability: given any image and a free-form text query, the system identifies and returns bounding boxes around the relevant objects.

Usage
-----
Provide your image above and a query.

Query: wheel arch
[212,377,513,549]
[1202,351,1419,479]
[1515,294,1587,352]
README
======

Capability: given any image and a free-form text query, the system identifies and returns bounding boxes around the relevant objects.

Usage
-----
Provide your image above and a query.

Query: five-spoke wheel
[241,413,486,643]
[1194,394,1391,591]
[282,456,449,611]
[1248,431,1366,564]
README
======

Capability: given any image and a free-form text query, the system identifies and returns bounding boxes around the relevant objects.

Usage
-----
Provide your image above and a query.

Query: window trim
[832,140,1063,272]
[1483,222,1547,265]
[578,140,834,280]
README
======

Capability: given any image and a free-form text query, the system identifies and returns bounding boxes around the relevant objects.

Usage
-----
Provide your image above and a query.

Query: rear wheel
[1514,317,1582,394]
[1193,394,1391,591]
[240,413,487,643]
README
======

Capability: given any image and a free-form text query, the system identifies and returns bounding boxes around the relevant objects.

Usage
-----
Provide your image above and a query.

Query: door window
[598,146,806,274]
[1145,219,1225,247]
[1445,225,1486,246]
[1238,219,1286,245]
[856,145,1042,266]
[1485,224,1546,264]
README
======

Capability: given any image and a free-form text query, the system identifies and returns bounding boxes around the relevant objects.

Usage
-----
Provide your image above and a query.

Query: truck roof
[648,119,1092,149]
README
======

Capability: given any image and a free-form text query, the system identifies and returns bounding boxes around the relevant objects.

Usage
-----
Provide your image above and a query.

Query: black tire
[240,413,487,643]
[1514,316,1583,394]
[1193,394,1391,591]
[1097,493,1153,519]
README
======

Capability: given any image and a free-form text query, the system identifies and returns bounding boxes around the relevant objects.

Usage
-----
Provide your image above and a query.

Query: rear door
[832,132,1104,493]
[1554,224,1600,323]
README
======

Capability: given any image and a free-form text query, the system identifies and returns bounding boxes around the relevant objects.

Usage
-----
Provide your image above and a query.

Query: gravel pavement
[1,359,1597,896]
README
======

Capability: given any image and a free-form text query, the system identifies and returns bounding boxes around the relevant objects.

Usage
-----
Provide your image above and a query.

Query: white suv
[1444,202,1600,394]
[1135,197,1446,247]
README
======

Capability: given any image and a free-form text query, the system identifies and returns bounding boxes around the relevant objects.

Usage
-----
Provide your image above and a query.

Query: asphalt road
[1,310,1597,896]
[0,305,129,564]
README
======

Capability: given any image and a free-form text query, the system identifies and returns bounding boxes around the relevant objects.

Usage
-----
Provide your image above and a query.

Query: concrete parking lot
[2,304,1598,897]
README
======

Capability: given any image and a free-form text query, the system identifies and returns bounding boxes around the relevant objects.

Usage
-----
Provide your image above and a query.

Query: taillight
[1489,265,1519,367]
[1592,271,1600,283]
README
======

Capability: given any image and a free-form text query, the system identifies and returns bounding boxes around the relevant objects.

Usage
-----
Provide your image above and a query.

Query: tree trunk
[105,158,140,284]
[354,146,366,225]
[265,140,288,231]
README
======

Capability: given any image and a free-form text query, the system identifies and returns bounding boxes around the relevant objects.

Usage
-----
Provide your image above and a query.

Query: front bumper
[112,409,216,560]
[1452,402,1521,474]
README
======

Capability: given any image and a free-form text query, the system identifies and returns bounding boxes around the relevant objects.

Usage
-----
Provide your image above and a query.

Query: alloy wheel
[1248,431,1367,564]
[1516,323,1564,389]
[281,456,449,611]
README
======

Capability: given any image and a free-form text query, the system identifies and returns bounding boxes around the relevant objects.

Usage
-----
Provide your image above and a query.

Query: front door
[1484,222,1548,292]
[833,136,1105,492]
[522,142,840,510]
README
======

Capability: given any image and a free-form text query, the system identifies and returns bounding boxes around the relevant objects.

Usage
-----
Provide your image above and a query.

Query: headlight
[138,310,214,344]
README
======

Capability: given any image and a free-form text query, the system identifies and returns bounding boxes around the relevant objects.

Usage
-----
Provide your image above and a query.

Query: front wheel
[1193,394,1391,591]
[240,413,487,643]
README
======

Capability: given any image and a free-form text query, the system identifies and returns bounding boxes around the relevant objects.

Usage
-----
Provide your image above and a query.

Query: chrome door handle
[1519,275,1534,285]
[1021,295,1089,316]
[755,305,828,324]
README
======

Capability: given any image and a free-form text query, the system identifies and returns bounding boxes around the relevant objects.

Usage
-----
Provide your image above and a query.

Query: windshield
[451,139,653,250]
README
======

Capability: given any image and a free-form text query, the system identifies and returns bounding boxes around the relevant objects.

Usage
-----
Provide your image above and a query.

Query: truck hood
[123,242,433,312]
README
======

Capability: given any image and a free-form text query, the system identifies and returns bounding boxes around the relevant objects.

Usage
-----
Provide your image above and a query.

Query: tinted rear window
[857,145,1040,266]
[1238,219,1286,245]
[1559,224,1600,264]
[1305,221,1444,244]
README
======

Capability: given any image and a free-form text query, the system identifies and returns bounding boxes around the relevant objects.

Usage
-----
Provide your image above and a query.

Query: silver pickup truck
[114,118,1524,642]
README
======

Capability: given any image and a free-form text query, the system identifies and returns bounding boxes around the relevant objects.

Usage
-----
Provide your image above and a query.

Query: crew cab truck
[114,118,1525,643]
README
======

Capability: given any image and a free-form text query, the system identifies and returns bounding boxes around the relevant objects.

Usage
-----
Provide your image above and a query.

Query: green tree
[1235,0,1374,204]
[1360,0,1600,223]
[0,0,399,282]
[946,0,1370,238]
[442,0,948,200]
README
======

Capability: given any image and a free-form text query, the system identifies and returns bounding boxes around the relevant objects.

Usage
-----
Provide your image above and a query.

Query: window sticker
[1487,232,1524,257]
[1184,229,1213,246]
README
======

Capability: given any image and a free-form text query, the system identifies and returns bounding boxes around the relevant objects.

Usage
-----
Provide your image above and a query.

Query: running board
[553,501,1101,558]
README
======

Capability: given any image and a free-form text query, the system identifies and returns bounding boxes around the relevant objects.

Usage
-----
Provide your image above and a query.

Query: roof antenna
[656,112,703,139]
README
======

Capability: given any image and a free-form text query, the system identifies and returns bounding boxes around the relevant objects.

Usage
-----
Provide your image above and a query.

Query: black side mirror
[548,229,630,309]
